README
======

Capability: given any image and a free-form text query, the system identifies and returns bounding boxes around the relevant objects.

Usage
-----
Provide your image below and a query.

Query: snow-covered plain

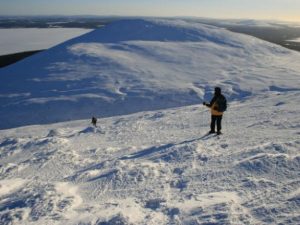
[0,19,300,224]
[287,37,300,43]
[0,28,93,55]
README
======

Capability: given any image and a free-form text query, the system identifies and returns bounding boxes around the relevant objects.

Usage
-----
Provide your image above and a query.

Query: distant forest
[0,16,116,29]
[227,26,300,52]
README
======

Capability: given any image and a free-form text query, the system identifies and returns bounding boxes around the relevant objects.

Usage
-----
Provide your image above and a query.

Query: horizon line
[0,14,300,24]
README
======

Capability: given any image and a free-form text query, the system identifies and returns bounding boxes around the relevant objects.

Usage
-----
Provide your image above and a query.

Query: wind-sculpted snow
[1,19,300,129]
[0,90,299,224]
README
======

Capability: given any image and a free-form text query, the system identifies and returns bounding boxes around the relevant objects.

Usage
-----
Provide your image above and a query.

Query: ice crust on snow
[0,19,300,129]
[0,18,299,225]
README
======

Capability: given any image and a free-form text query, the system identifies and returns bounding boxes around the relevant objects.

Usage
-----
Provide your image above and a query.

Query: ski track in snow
[0,90,299,225]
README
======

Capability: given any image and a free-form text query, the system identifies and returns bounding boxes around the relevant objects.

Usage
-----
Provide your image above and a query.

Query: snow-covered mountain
[0,19,300,129]
[0,19,300,225]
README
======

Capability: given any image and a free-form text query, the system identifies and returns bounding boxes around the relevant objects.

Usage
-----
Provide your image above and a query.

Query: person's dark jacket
[204,94,226,116]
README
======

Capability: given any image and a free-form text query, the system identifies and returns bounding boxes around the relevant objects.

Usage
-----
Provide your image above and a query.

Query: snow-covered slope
[0,18,300,225]
[0,19,300,129]
[0,90,299,225]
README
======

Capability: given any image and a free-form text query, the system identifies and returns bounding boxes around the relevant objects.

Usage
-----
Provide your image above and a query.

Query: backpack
[216,96,227,112]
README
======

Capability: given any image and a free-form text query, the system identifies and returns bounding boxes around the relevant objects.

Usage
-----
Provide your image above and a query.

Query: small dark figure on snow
[203,87,227,135]
[91,117,97,127]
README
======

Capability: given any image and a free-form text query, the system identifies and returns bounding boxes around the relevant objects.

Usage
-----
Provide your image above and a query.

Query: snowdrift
[0,19,300,129]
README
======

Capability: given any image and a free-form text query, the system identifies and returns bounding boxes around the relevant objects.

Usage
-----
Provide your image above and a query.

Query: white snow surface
[0,19,300,224]
[0,28,93,55]
[0,19,300,129]
[0,91,299,224]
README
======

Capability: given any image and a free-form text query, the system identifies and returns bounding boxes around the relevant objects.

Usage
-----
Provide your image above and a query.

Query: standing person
[203,87,227,135]
[91,117,97,127]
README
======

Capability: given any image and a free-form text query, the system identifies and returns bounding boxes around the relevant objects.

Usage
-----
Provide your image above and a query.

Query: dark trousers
[210,115,222,132]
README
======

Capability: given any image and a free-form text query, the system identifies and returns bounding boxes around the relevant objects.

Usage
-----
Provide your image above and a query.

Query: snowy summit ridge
[0,18,300,129]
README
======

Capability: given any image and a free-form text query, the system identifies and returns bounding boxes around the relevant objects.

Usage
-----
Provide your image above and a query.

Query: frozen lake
[0,28,93,55]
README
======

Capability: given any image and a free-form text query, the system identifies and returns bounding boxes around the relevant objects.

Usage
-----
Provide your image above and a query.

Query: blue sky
[1,0,300,22]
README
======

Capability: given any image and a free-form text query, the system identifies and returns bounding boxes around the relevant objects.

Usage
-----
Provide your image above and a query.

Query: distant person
[203,87,227,135]
[91,117,97,127]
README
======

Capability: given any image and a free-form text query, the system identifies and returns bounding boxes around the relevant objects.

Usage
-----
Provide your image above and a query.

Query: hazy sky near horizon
[1,0,300,22]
